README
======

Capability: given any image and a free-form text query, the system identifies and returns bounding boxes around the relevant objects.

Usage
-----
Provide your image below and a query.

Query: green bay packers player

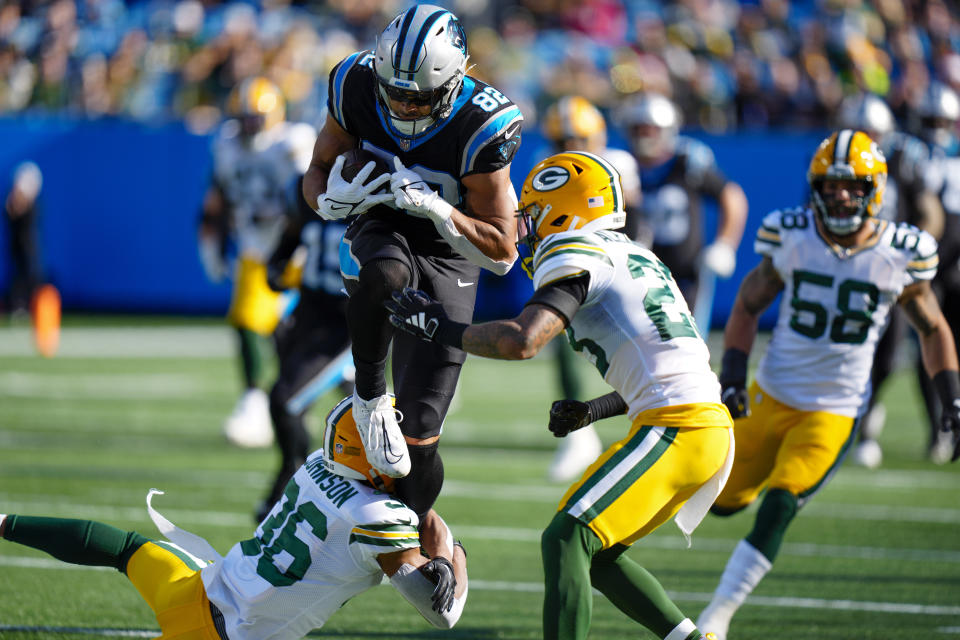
[386,151,732,640]
[539,95,644,484]
[199,77,316,449]
[696,130,960,640]
[0,396,468,639]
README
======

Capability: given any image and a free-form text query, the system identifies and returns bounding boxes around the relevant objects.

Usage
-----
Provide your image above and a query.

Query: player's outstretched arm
[900,280,960,461]
[723,256,783,355]
[720,256,783,417]
[380,529,468,628]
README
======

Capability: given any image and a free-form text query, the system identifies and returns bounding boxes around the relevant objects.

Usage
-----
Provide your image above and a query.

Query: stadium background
[0,118,821,325]
[2,0,956,325]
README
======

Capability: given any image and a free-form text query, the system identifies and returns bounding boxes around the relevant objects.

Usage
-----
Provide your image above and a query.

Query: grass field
[1,317,958,639]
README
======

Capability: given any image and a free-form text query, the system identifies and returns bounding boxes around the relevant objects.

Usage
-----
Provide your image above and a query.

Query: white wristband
[434,213,514,275]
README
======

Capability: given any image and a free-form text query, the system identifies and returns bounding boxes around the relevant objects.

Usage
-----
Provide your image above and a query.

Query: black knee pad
[357,258,412,304]
[394,442,444,521]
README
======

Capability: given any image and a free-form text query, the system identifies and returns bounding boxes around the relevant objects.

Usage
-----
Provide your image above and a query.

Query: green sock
[590,544,692,637]
[541,512,602,640]
[3,515,148,573]
[238,327,264,388]
[745,488,798,562]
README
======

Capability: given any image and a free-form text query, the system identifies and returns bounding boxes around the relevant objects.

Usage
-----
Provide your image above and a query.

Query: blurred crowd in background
[1,0,958,136]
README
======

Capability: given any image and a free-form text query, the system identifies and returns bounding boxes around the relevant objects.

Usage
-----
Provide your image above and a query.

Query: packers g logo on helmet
[808,129,887,236]
[531,166,571,191]
[322,396,395,493]
[516,152,626,277]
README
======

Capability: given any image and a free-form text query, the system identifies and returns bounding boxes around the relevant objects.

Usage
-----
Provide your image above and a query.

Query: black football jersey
[328,50,523,213]
[638,135,728,279]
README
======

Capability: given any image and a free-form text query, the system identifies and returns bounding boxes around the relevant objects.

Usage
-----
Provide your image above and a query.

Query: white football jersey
[532,229,720,418]
[754,208,938,416]
[212,120,317,261]
[201,450,420,639]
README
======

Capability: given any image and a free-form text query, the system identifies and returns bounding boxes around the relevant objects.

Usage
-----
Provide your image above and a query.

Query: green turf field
[1,319,958,639]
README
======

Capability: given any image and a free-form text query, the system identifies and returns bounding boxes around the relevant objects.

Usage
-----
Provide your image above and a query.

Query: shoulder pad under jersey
[889,221,939,282]
[755,207,809,256]
[533,231,613,290]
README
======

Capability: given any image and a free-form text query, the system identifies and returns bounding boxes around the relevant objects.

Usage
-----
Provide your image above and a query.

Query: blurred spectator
[0,0,956,137]
[3,161,43,317]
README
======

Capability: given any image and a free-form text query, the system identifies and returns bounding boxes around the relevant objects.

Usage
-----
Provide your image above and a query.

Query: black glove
[719,348,750,419]
[385,287,466,348]
[419,556,457,613]
[549,399,593,437]
[933,370,960,463]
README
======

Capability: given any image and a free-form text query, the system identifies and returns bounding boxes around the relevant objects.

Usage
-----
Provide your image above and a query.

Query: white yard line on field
[0,326,233,358]
[1,503,958,565]
[0,371,219,399]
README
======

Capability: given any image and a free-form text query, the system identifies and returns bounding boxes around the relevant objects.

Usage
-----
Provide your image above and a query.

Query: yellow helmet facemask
[516,151,625,277]
[226,76,286,136]
[542,96,607,152]
[321,396,395,493]
[807,129,887,236]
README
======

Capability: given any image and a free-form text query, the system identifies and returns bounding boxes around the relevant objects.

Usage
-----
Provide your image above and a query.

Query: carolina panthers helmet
[543,96,607,153]
[516,152,625,276]
[322,396,395,493]
[226,76,285,135]
[808,129,887,236]
[373,5,468,142]
[916,81,960,153]
[617,92,680,162]
[837,93,895,139]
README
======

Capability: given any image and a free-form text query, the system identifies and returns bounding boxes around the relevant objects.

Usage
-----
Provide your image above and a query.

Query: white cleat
[223,388,274,448]
[353,391,410,478]
[852,439,883,469]
[696,610,729,640]
[548,425,603,483]
[929,430,954,465]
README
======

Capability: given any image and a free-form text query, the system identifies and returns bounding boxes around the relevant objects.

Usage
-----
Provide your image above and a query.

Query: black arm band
[436,321,469,350]
[932,370,960,409]
[525,274,589,326]
[719,348,749,385]
[586,391,628,421]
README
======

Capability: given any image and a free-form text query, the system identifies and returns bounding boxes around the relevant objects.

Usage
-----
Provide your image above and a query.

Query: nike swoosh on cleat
[457,279,474,287]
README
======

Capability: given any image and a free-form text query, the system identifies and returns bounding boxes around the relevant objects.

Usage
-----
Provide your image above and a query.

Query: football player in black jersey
[618,92,748,332]
[255,175,353,522]
[302,4,522,558]
[836,92,946,468]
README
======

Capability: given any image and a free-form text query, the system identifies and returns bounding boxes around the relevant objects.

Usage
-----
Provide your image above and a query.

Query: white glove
[702,241,737,278]
[391,157,453,222]
[316,155,394,221]
[199,235,228,282]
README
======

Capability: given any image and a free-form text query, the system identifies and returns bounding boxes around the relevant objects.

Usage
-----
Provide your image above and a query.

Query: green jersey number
[627,254,699,341]
[240,480,329,587]
[790,270,879,344]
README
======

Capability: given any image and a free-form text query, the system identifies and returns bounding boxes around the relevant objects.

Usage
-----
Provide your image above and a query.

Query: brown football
[339,148,391,189]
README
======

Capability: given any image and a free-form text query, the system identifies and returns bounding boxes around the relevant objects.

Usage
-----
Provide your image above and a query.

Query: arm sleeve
[524,273,589,326]
[389,563,468,629]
